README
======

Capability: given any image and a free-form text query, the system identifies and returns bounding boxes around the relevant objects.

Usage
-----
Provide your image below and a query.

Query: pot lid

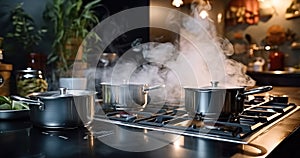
[100,82,148,86]
[206,82,245,89]
[29,88,95,99]
[17,67,40,73]
[185,81,245,90]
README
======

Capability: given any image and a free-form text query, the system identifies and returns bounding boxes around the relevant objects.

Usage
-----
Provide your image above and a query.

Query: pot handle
[11,95,44,106]
[242,86,273,96]
[143,84,165,92]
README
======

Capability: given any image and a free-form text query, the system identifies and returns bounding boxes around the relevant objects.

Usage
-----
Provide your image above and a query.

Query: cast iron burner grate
[94,95,298,144]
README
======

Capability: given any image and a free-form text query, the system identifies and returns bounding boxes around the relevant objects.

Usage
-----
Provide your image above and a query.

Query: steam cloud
[95,3,255,105]
[77,4,257,153]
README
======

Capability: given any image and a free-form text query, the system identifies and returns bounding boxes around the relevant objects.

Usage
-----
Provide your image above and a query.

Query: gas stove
[93,95,298,144]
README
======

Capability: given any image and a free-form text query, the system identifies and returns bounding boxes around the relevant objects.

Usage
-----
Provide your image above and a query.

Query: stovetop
[94,95,298,144]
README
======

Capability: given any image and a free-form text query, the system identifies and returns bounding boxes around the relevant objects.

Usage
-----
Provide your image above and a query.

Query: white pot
[59,77,87,90]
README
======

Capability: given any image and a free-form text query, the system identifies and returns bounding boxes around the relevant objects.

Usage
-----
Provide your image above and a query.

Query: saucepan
[184,82,272,116]
[11,88,95,129]
[101,83,165,108]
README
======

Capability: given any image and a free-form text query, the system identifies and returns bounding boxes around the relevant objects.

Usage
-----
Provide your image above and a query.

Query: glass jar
[16,68,48,96]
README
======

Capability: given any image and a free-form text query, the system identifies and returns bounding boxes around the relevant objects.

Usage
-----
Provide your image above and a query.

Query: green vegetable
[0,103,11,110]
[0,96,29,110]
[0,96,11,105]
[12,100,29,110]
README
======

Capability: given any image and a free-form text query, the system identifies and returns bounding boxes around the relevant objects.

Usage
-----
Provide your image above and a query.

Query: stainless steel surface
[93,104,299,145]
[18,90,96,128]
[184,85,272,115]
[233,107,300,158]
[92,89,299,151]
[59,87,67,95]
[11,95,44,106]
[101,83,164,108]
[184,88,228,115]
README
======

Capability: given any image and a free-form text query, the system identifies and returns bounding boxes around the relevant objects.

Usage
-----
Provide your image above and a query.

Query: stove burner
[95,95,298,144]
[270,95,289,103]
[192,112,240,123]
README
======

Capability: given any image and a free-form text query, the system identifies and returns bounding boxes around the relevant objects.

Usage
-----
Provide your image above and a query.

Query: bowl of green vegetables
[0,96,29,119]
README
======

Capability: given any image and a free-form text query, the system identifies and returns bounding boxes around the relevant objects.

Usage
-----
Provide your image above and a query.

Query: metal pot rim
[100,82,149,88]
[29,90,96,99]
[184,86,245,91]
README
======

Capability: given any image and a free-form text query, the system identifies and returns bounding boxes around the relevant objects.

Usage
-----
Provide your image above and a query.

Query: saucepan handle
[242,86,273,96]
[11,95,44,106]
[143,84,165,92]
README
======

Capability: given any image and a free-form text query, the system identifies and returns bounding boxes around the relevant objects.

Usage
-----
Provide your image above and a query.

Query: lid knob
[210,81,219,87]
[59,88,67,95]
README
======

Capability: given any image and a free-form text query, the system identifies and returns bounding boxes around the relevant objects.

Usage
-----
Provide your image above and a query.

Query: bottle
[267,45,284,71]
[27,53,47,73]
[0,37,13,96]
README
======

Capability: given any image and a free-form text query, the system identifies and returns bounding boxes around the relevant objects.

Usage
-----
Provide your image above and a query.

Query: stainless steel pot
[184,82,273,116]
[12,88,95,129]
[101,83,164,108]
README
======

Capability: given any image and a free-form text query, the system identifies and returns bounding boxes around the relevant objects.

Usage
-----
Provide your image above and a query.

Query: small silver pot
[12,88,95,129]
[101,83,164,108]
[184,82,272,116]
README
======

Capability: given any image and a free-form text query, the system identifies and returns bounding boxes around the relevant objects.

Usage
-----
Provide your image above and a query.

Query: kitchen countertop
[1,86,300,158]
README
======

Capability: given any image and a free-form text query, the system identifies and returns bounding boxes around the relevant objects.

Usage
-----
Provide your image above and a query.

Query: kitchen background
[0,0,300,93]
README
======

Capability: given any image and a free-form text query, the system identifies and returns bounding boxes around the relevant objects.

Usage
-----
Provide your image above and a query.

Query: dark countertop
[1,86,300,158]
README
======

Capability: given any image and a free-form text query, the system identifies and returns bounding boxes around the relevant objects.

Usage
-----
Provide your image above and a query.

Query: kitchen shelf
[247,70,300,87]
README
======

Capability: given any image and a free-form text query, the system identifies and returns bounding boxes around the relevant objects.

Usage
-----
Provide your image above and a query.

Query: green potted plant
[5,3,48,95]
[44,0,101,76]
[6,3,47,57]
[44,0,101,89]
